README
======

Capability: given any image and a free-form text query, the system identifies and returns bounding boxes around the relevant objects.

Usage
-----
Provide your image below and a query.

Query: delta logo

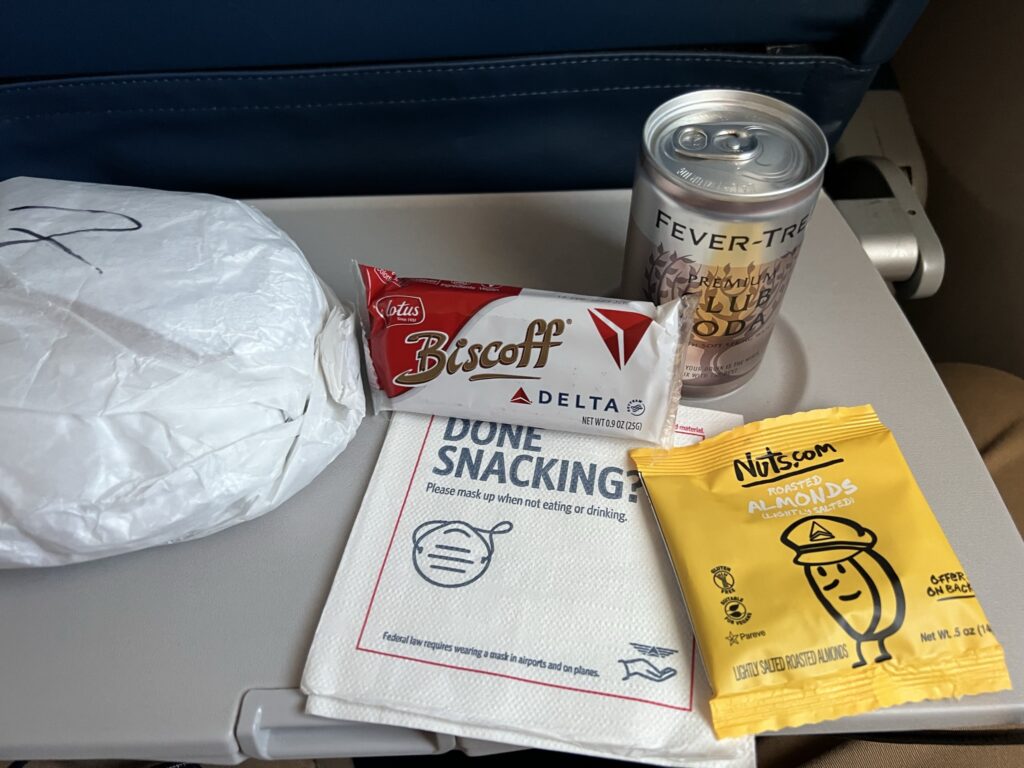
[374,295,424,327]
[509,385,622,413]
[510,387,532,405]
[587,308,653,368]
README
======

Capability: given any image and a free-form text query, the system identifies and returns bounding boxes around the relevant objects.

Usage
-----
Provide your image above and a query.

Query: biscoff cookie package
[631,405,1011,738]
[355,262,697,445]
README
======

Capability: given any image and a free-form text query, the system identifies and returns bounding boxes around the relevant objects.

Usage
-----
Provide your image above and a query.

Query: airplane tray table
[0,190,1020,763]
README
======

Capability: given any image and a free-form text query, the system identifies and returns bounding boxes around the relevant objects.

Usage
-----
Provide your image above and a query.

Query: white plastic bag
[0,177,365,567]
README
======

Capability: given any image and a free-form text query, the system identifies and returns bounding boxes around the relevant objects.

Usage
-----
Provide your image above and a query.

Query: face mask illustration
[781,515,906,668]
[412,519,514,588]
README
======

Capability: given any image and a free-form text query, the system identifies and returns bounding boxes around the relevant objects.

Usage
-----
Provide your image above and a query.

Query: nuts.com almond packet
[631,405,1011,738]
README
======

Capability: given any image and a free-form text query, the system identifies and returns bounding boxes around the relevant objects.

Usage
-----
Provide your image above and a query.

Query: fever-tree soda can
[622,90,828,397]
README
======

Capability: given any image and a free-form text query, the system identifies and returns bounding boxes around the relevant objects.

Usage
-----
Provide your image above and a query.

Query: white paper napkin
[303,407,751,767]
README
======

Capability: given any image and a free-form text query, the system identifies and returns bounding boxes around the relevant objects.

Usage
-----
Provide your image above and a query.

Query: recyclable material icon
[619,642,678,683]
[781,515,906,668]
[412,519,513,588]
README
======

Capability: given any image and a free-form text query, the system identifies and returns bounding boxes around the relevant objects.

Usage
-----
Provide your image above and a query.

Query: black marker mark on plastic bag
[0,205,143,274]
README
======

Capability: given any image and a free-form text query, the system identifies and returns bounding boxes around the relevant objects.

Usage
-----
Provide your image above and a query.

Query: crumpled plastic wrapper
[0,176,365,567]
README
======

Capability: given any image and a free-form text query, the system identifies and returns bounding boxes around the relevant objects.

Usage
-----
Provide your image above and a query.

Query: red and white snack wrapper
[355,263,696,446]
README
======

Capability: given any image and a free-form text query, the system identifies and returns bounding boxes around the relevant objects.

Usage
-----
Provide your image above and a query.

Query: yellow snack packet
[631,405,1011,738]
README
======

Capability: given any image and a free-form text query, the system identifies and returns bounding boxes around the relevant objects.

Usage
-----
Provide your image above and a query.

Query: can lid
[643,90,828,201]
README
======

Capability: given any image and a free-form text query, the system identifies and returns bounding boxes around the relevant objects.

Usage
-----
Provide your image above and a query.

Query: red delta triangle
[510,387,532,404]
[587,308,654,368]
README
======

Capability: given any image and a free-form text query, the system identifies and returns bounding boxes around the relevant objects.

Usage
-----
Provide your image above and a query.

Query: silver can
[622,90,828,397]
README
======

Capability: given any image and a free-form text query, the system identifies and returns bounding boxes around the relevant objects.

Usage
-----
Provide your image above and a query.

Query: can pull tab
[672,124,760,161]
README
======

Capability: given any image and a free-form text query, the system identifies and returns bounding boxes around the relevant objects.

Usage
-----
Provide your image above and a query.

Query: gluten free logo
[711,565,736,594]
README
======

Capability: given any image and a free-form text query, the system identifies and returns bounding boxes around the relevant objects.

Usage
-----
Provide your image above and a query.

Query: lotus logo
[375,295,424,326]
[587,308,653,368]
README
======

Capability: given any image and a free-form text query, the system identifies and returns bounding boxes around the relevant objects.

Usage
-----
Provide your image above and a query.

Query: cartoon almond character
[781,515,905,668]
[412,519,513,588]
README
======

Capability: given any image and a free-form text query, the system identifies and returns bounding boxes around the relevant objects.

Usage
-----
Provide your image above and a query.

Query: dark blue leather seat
[0,1,927,196]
